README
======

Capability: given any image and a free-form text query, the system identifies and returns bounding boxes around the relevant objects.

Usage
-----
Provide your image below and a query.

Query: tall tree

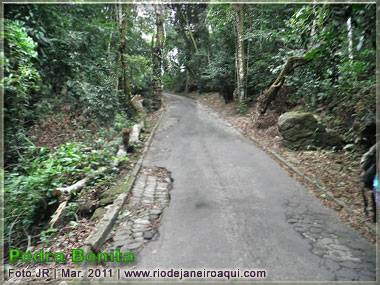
[117,3,132,105]
[234,4,246,103]
[152,4,164,110]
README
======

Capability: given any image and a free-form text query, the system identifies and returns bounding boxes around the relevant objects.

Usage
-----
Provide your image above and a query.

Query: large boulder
[278,111,343,149]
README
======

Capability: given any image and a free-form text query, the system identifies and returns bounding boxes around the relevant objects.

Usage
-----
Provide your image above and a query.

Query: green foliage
[40,228,58,245]
[4,19,41,164]
[235,102,249,114]
[284,4,375,143]
[200,50,235,92]
[242,5,295,98]
[113,113,135,133]
[3,3,156,253]
[164,4,211,92]
[4,141,115,248]
[61,202,78,220]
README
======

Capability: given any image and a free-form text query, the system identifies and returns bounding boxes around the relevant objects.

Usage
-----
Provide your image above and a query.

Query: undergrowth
[4,111,134,252]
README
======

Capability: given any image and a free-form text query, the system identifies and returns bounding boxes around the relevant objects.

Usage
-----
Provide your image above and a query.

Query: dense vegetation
[3,3,376,252]
[164,4,375,145]
[3,4,158,252]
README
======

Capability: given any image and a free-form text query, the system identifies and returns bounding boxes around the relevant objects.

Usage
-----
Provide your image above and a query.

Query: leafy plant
[4,19,41,164]
[4,141,114,248]
[236,102,249,114]
[40,228,58,245]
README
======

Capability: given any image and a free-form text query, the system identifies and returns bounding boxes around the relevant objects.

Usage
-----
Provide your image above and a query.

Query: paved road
[123,94,376,281]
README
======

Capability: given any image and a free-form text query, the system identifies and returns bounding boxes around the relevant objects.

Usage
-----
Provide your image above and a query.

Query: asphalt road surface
[130,93,376,281]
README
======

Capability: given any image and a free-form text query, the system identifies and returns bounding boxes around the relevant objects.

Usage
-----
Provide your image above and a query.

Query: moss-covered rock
[90,207,107,221]
[99,185,128,206]
[278,111,343,149]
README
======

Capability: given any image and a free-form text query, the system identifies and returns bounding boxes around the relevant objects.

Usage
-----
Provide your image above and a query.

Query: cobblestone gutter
[80,104,167,261]
[103,166,172,257]
[284,195,376,281]
[73,167,172,283]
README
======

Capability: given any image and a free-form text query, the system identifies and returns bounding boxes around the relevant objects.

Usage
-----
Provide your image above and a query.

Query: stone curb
[239,129,377,234]
[82,101,167,255]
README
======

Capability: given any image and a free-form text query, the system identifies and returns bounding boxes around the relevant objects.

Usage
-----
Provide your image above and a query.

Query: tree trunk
[117,3,132,104]
[180,9,199,55]
[346,16,353,62]
[185,70,190,94]
[152,4,164,110]
[245,36,250,97]
[310,5,317,45]
[131,94,146,128]
[257,51,313,114]
[234,4,246,103]
[114,5,120,94]
[128,95,146,150]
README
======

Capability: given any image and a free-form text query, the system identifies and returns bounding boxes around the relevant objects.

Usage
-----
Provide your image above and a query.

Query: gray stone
[143,231,155,240]
[127,242,142,250]
[156,193,168,199]
[361,262,376,270]
[157,196,169,201]
[335,268,358,280]
[144,193,155,198]
[131,225,148,232]
[294,225,308,232]
[336,277,356,281]
[328,250,346,259]
[118,229,132,236]
[359,269,376,278]
[133,236,145,242]
[134,183,145,190]
[311,247,325,256]
[307,232,321,240]
[77,199,97,215]
[318,238,334,245]
[150,209,162,215]
[309,227,322,233]
[324,259,340,272]
[132,231,143,238]
[358,274,375,281]
[146,184,156,191]
[329,244,350,251]
[278,111,343,149]
[327,255,358,263]
[150,214,160,220]
[157,183,168,189]
[133,192,143,198]
[340,261,360,269]
[129,197,140,203]
[135,218,150,224]
[90,207,107,221]
[336,238,353,247]
[114,240,128,248]
[291,215,302,220]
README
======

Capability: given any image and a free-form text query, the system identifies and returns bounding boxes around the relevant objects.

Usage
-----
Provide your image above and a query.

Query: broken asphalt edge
[78,100,168,269]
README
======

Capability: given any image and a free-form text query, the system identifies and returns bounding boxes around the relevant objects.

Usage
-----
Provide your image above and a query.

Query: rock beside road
[278,111,343,149]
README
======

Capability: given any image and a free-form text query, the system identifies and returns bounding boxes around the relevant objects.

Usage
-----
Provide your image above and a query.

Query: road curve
[133,93,376,281]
